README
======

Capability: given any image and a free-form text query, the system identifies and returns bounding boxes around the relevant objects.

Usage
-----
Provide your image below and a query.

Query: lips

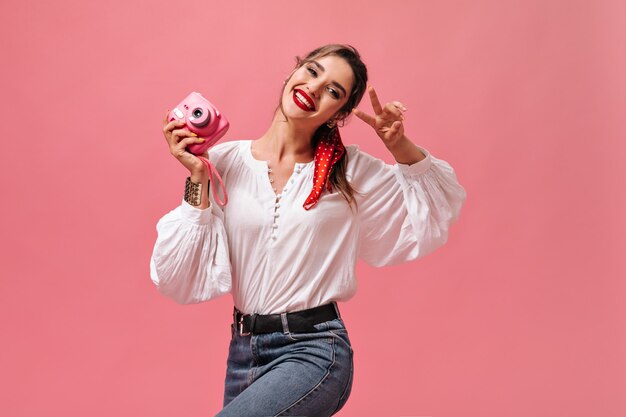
[292,88,316,111]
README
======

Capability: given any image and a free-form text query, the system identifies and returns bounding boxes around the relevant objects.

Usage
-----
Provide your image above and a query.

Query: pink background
[1,0,624,416]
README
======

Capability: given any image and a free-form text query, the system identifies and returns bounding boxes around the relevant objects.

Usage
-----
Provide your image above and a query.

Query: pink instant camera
[167,91,229,206]
[167,92,229,155]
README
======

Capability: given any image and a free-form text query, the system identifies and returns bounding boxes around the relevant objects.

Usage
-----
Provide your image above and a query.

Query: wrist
[384,135,409,153]
[190,172,209,184]
[184,177,202,207]
[386,136,427,165]
[184,176,211,208]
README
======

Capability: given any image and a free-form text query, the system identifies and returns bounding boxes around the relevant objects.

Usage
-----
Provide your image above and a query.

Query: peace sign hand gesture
[352,86,408,148]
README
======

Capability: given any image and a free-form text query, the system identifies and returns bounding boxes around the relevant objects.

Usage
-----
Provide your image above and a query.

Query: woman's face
[280,55,354,128]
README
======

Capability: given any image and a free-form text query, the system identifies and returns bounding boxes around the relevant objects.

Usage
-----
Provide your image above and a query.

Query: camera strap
[196,156,228,207]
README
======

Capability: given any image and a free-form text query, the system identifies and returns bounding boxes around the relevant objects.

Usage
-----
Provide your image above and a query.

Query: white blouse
[150,139,467,314]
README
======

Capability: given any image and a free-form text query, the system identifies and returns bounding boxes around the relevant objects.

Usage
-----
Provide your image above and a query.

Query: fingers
[390,120,403,135]
[353,102,405,127]
[367,86,383,115]
[172,136,205,158]
[163,121,190,145]
[391,101,408,111]
[368,87,407,120]
[162,110,180,129]
[171,127,200,144]
[163,118,185,134]
[352,108,376,127]
[383,102,404,120]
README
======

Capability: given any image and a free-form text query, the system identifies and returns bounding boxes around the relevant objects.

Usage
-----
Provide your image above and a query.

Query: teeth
[295,91,314,110]
[295,92,312,109]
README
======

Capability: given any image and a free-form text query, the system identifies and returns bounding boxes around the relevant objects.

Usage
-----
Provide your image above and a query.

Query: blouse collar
[241,140,315,172]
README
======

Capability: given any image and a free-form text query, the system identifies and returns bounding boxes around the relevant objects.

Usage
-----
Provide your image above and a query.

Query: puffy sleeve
[149,198,232,304]
[149,142,235,304]
[351,144,467,267]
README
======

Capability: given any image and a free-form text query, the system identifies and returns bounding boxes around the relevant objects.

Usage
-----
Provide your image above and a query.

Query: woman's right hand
[162,110,209,178]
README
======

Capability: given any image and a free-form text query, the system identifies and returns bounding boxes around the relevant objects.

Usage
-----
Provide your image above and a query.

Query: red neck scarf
[303,126,345,210]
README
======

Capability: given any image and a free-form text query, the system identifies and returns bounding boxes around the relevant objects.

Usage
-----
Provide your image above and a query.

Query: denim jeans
[215,310,354,417]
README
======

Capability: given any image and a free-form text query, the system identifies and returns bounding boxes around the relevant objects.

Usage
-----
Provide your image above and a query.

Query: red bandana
[303,126,345,210]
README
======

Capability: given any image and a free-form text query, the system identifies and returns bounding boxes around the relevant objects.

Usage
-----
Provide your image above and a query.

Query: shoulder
[209,139,244,158]
[209,139,247,162]
[345,143,360,157]
[344,143,388,177]
[345,143,384,165]
[209,139,248,172]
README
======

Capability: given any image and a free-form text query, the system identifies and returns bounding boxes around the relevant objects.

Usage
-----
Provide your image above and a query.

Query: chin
[280,99,315,123]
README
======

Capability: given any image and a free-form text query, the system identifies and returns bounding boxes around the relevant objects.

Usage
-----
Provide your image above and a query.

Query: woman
[151,44,467,416]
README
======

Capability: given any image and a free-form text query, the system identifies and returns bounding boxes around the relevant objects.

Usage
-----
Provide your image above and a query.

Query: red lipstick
[292,88,316,111]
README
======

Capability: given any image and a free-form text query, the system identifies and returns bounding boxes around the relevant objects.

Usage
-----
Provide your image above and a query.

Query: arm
[149,139,233,304]
[353,145,466,266]
[350,86,466,266]
[386,135,427,165]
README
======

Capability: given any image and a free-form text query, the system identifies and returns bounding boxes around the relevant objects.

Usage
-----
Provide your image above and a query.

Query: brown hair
[278,44,369,211]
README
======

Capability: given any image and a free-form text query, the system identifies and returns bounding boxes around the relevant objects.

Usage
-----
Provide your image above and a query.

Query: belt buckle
[238,313,251,336]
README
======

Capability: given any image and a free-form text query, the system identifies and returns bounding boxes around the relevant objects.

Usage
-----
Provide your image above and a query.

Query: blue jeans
[216,311,354,417]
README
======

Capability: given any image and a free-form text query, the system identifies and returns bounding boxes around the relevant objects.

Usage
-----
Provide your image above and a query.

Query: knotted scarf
[303,126,345,210]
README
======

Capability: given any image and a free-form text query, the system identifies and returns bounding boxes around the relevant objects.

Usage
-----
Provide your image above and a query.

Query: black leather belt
[233,303,340,336]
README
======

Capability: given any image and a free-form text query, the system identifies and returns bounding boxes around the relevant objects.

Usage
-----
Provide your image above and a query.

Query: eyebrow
[311,60,348,97]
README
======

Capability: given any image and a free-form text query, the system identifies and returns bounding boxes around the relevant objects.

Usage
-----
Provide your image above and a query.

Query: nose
[306,80,323,98]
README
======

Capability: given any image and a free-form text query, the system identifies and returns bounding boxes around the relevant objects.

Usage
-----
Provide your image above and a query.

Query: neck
[256,109,319,163]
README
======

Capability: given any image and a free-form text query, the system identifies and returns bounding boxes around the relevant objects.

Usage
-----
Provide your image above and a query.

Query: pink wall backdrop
[1,0,624,416]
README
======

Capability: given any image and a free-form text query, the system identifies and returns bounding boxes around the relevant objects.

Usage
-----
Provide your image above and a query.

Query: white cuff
[396,146,433,177]
[179,197,213,225]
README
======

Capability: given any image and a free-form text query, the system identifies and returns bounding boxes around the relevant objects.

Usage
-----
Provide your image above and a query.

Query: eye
[307,66,317,77]
[327,88,339,99]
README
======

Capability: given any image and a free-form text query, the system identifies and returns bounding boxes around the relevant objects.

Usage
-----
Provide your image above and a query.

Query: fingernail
[190,132,198,136]
[198,138,205,142]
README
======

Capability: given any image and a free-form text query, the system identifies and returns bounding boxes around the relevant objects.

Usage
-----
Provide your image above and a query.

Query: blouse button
[271,234,277,240]
[268,168,273,173]
[290,178,295,183]
[272,224,278,229]
[275,203,281,208]
[274,212,280,218]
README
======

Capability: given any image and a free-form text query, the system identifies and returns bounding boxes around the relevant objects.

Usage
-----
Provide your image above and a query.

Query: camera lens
[189,107,211,127]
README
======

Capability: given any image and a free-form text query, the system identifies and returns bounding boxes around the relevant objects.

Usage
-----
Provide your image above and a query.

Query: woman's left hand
[352,86,408,148]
